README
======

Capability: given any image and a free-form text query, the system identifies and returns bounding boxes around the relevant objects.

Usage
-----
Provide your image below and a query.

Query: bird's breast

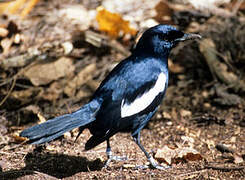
[121,72,167,118]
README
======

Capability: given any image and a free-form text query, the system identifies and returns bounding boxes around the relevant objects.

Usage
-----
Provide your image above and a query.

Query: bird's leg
[133,132,170,170]
[104,139,127,167]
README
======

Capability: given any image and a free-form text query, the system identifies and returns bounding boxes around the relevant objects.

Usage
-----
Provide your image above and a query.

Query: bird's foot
[104,152,128,168]
[134,157,171,170]
[134,165,149,169]
[148,156,171,170]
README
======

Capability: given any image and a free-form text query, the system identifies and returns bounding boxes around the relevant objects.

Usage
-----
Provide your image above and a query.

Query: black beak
[175,33,202,42]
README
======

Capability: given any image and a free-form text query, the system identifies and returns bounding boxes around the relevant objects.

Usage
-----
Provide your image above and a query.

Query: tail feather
[20,99,101,144]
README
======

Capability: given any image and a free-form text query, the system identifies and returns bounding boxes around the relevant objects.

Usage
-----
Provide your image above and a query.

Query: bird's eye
[160,31,184,42]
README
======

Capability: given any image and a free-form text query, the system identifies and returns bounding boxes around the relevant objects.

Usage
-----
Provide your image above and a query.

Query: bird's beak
[175,33,202,42]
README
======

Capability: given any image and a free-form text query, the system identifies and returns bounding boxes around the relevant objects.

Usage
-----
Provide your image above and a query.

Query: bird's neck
[134,45,171,60]
[133,48,170,64]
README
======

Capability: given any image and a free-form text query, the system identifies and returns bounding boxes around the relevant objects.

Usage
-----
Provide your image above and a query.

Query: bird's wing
[94,56,168,118]
[121,72,167,118]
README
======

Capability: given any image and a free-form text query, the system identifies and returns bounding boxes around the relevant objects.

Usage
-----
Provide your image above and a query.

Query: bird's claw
[148,156,171,170]
[134,157,171,170]
[134,165,149,169]
[109,155,128,161]
[104,154,128,168]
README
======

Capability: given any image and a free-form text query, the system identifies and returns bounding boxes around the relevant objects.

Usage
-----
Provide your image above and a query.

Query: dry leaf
[24,57,75,86]
[155,145,176,165]
[175,147,203,162]
[20,0,40,18]
[155,146,203,165]
[0,0,39,18]
[12,132,27,143]
[96,6,136,38]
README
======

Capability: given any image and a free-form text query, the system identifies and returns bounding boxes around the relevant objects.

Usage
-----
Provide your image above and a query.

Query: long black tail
[20,99,101,144]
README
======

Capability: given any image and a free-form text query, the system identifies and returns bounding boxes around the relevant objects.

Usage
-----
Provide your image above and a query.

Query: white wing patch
[121,73,166,118]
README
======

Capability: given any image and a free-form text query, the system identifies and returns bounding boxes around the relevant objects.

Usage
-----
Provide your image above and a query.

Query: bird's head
[134,24,201,57]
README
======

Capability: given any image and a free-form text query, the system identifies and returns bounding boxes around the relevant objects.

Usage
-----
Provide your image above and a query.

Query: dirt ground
[0,0,245,179]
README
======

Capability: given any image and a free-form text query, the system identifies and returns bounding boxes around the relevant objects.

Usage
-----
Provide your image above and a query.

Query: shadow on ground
[0,151,104,179]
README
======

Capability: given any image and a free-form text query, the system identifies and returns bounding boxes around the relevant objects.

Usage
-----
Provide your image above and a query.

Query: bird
[20,24,201,169]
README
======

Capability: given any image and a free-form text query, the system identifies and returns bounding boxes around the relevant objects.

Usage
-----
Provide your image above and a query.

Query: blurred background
[0,0,244,179]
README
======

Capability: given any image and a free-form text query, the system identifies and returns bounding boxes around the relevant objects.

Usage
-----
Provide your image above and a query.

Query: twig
[0,76,16,106]
[173,169,207,178]
[205,164,245,171]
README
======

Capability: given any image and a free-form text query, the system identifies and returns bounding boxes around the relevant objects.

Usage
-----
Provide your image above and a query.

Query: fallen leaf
[155,145,203,165]
[175,147,203,162]
[24,57,75,86]
[96,6,136,38]
[155,145,175,165]
[0,0,39,18]
[20,0,40,18]
[12,131,27,143]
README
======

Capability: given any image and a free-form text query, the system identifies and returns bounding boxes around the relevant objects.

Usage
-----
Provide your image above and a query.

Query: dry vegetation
[0,0,245,179]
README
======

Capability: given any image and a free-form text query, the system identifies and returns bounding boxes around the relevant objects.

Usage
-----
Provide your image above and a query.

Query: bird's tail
[20,99,101,144]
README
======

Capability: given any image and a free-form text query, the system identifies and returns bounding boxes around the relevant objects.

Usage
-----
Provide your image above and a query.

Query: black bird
[20,25,201,169]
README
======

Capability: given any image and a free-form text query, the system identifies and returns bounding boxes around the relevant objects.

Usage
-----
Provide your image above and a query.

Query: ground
[0,0,245,179]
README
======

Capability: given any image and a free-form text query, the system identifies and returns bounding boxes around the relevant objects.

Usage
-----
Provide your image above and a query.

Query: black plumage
[20,24,201,169]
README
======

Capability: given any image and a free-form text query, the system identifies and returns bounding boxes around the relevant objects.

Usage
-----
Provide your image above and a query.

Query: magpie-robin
[20,25,201,169]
